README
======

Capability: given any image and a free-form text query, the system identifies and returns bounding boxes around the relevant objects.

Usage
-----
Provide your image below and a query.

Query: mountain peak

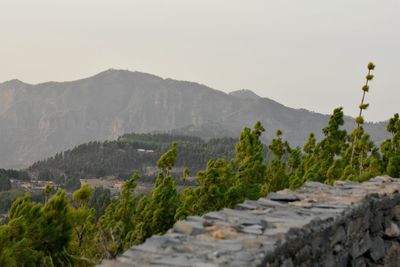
[229,89,260,100]
[94,68,162,79]
[1,79,29,87]
[95,68,132,77]
[4,79,26,85]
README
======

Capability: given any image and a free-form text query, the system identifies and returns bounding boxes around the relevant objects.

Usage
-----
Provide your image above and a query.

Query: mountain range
[0,69,390,169]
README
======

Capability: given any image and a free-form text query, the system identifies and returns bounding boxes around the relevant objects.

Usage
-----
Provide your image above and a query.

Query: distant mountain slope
[0,69,390,168]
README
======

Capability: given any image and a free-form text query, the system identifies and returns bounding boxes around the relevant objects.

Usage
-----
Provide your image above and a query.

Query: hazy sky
[0,0,399,121]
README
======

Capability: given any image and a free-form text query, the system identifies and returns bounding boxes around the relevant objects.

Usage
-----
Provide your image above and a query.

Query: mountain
[0,69,390,168]
[229,89,261,100]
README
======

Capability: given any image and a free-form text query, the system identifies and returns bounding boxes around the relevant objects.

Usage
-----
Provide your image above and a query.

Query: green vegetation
[28,134,239,189]
[1,63,400,266]
[0,169,30,192]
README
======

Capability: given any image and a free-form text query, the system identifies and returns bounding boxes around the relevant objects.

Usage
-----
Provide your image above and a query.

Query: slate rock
[350,231,371,258]
[174,220,206,235]
[369,236,385,262]
[268,192,300,202]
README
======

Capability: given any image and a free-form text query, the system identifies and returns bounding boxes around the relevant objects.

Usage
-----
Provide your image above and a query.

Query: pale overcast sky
[0,0,399,121]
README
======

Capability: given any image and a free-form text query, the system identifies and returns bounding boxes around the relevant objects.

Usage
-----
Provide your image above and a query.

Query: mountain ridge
[0,69,390,169]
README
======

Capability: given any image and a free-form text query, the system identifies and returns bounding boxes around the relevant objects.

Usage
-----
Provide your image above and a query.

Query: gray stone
[257,198,288,207]
[149,255,191,267]
[313,203,347,210]
[174,220,205,235]
[334,244,343,253]
[346,217,364,238]
[351,257,366,267]
[369,236,385,262]
[331,225,346,245]
[337,252,349,267]
[350,231,371,258]
[393,205,400,221]
[323,252,336,267]
[281,258,294,267]
[268,192,300,202]
[384,222,400,237]
[192,263,219,267]
[215,239,243,252]
[204,211,226,221]
[294,245,312,263]
[241,225,263,235]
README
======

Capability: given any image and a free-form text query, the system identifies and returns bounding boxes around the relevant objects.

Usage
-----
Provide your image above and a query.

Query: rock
[334,244,343,253]
[241,239,262,249]
[241,225,263,235]
[193,263,219,267]
[350,231,371,259]
[236,202,258,210]
[369,236,385,262]
[214,239,243,251]
[149,255,191,267]
[336,252,349,267]
[351,257,366,267]
[346,217,364,238]
[268,192,300,202]
[204,211,226,221]
[384,222,400,238]
[174,221,205,235]
[393,205,400,222]
[281,258,294,267]
[331,225,346,245]
[258,198,288,207]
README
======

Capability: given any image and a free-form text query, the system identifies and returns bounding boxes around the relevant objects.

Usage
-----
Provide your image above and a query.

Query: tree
[89,187,111,219]
[381,113,400,177]
[145,144,180,234]
[303,107,348,183]
[177,159,237,220]
[233,122,266,200]
[70,184,98,265]
[0,190,74,266]
[0,176,11,192]
[97,173,139,258]
[264,130,290,193]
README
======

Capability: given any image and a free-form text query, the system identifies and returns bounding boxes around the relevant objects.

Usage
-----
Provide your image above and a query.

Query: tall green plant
[350,62,375,166]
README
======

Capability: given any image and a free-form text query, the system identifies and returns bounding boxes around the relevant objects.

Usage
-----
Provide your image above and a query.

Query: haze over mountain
[0,69,390,169]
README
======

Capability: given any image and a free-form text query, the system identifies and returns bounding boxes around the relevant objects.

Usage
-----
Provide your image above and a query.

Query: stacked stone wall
[99,176,400,267]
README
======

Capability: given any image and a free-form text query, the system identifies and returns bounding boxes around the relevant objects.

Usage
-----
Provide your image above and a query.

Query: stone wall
[99,176,400,267]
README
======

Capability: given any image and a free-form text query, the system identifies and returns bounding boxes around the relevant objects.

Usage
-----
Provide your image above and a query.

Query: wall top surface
[98,176,400,267]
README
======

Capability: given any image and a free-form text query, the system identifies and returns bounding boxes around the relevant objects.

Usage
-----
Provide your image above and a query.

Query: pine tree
[264,130,290,193]
[147,144,180,234]
[289,133,316,189]
[301,108,347,183]
[0,190,74,266]
[233,122,266,200]
[381,113,400,177]
[70,184,98,265]
[128,144,180,244]
[97,173,139,258]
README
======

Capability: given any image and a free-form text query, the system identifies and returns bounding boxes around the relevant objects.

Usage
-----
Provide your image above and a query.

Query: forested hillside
[0,133,238,215]
[27,133,239,188]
